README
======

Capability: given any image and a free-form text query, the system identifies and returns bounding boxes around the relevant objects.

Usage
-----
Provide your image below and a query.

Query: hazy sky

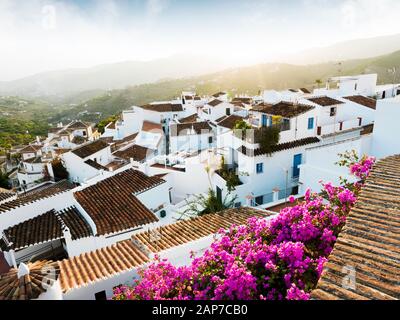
[1,0,400,81]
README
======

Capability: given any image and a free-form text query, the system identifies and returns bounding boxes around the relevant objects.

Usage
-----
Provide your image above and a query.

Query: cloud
[146,0,169,17]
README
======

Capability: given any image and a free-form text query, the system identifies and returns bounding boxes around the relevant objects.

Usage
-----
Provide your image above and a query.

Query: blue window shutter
[261,114,267,127]
[308,117,314,129]
[293,154,302,177]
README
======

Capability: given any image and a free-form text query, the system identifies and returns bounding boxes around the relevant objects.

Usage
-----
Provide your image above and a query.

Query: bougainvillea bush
[113,153,375,300]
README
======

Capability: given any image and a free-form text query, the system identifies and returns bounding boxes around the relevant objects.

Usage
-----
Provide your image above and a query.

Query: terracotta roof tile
[217,114,245,129]
[0,210,61,251]
[208,99,223,107]
[140,103,183,113]
[67,121,91,129]
[133,207,272,253]
[141,121,163,133]
[0,260,60,300]
[311,155,400,300]
[343,95,377,110]
[212,92,226,98]
[0,189,15,203]
[179,113,199,123]
[306,96,344,107]
[113,144,151,162]
[71,140,109,158]
[74,169,161,235]
[231,97,253,105]
[170,122,212,136]
[0,180,74,214]
[238,137,320,157]
[0,206,93,251]
[58,240,149,292]
[19,145,42,154]
[252,101,315,118]
[84,159,109,171]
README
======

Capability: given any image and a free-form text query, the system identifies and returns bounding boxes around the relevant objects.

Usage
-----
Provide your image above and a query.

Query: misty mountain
[0,54,232,99]
[286,33,400,65]
[52,50,400,123]
[1,34,400,101]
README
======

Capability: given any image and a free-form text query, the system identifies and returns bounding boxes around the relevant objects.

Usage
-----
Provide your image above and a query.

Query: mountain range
[1,34,400,101]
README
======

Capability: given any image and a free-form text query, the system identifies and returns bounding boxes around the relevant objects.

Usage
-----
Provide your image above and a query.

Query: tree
[0,172,9,189]
[183,188,237,217]
[51,159,69,181]
[315,79,323,89]
[96,115,120,134]
[257,126,280,155]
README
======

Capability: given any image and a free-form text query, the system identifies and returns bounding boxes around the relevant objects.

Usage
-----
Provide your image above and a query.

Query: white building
[62,140,113,184]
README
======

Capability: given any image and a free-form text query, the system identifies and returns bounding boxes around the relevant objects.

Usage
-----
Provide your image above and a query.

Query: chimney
[272,187,280,202]
[17,262,30,279]
[36,136,41,144]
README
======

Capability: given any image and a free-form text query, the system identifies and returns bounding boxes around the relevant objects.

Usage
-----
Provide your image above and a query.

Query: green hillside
[1,50,399,149]
[51,50,400,123]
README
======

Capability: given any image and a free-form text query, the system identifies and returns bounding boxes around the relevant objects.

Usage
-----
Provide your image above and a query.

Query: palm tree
[315,79,323,89]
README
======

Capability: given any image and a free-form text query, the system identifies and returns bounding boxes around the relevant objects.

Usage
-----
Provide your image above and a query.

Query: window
[330,107,336,117]
[95,290,107,300]
[261,114,268,127]
[292,154,302,178]
[307,117,314,129]
[255,196,263,205]
[291,186,299,195]
[208,136,213,144]
[354,83,358,91]
[234,202,241,208]
[226,108,231,116]
[256,163,263,174]
[83,131,87,136]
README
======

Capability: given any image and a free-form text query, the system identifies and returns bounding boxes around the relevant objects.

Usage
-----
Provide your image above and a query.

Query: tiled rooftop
[58,240,149,292]
[238,137,320,157]
[141,121,163,133]
[72,139,109,159]
[0,206,93,251]
[343,95,377,110]
[208,99,223,107]
[311,155,400,300]
[140,103,183,113]
[306,96,344,107]
[0,188,15,203]
[170,122,212,136]
[0,260,60,300]
[179,113,199,123]
[217,114,245,129]
[0,180,74,214]
[113,144,150,162]
[252,102,315,118]
[74,169,161,235]
[84,159,109,171]
[19,145,42,154]
[132,207,271,253]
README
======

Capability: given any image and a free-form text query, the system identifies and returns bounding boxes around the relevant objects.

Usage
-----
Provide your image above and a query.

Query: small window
[83,131,87,136]
[95,290,107,300]
[354,83,358,91]
[307,117,314,129]
[208,136,213,144]
[256,163,263,174]
[255,195,263,205]
[330,107,336,117]
[291,186,299,195]
[226,108,231,116]
[234,202,241,208]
